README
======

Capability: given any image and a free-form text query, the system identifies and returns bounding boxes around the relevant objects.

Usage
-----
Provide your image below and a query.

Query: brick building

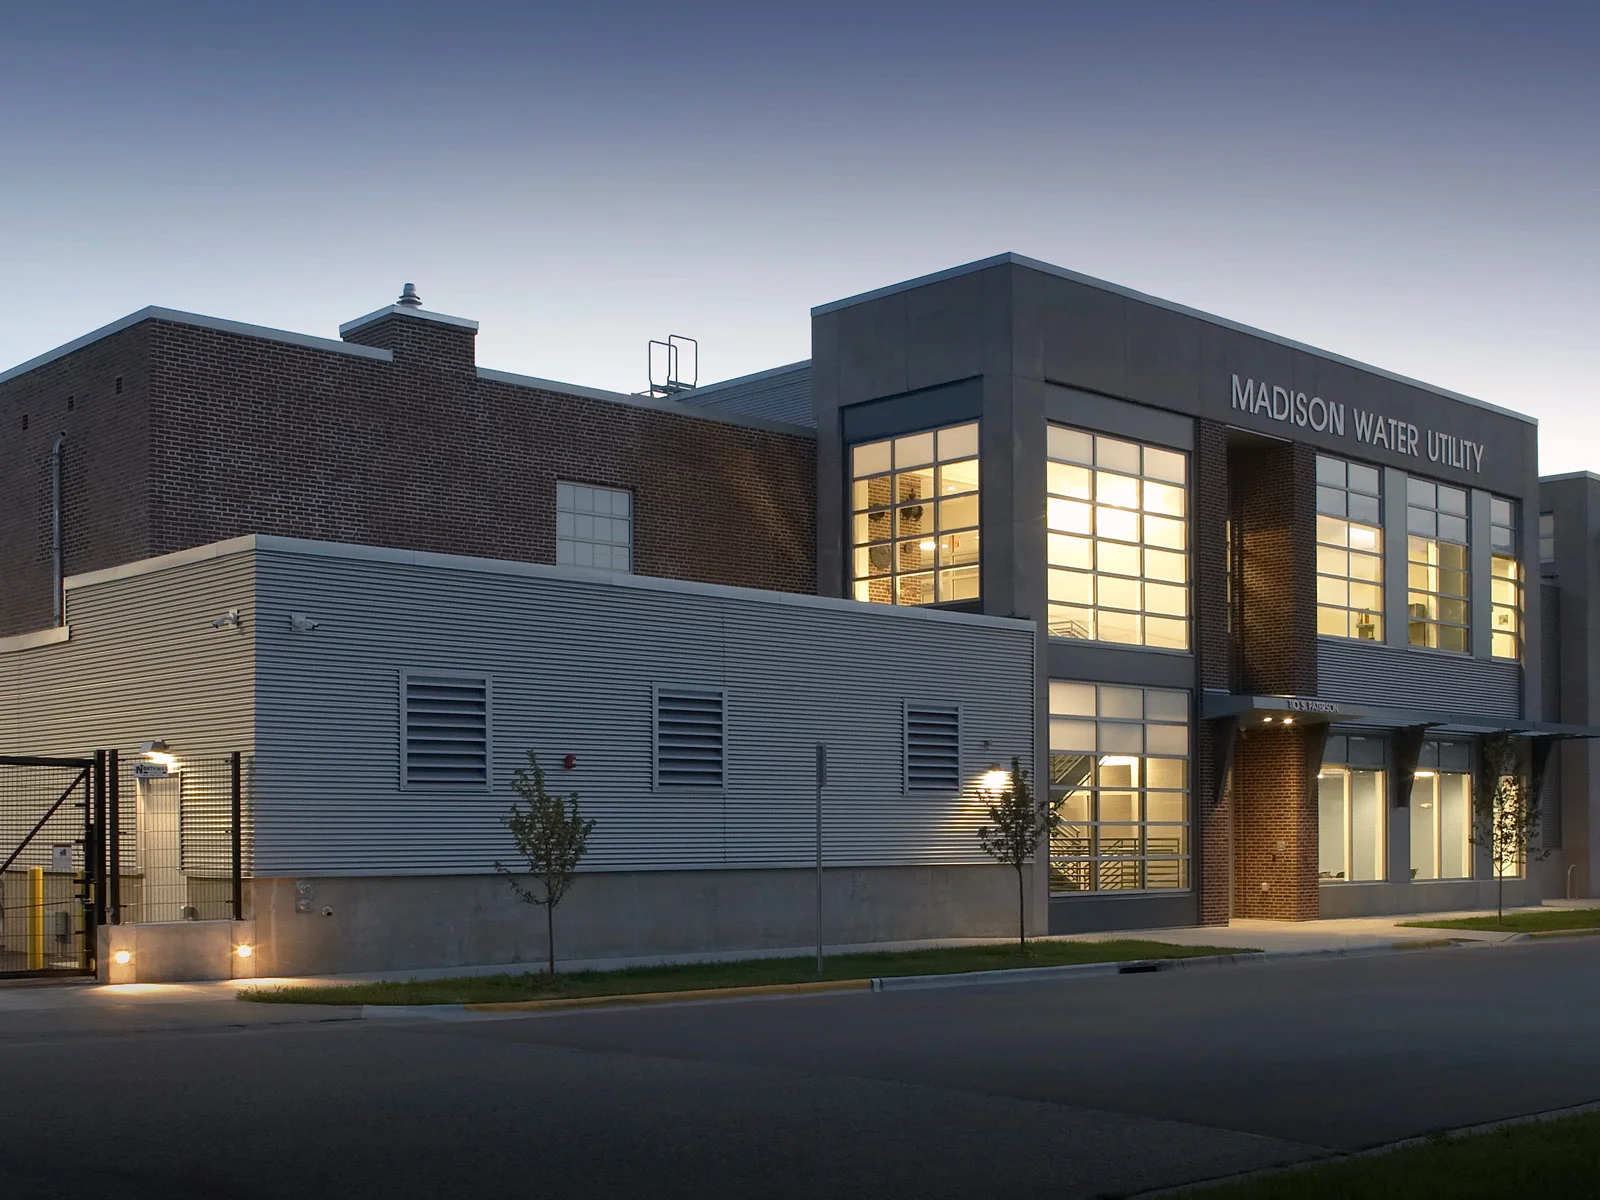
[2,258,1596,982]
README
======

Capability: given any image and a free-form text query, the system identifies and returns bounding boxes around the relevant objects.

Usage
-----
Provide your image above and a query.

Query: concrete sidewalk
[3,900,1590,1035]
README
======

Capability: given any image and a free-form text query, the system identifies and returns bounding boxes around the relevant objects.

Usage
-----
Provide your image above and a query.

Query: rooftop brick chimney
[339,283,478,371]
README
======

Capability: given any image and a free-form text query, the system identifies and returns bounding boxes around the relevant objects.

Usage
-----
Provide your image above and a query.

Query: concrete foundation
[249,864,1028,977]
[97,919,257,983]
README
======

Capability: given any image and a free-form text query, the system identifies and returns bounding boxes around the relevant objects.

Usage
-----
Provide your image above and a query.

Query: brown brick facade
[1230,725,1324,920]
[1196,428,1321,923]
[1,311,817,636]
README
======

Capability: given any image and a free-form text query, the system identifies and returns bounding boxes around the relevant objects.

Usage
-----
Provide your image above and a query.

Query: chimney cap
[397,283,423,308]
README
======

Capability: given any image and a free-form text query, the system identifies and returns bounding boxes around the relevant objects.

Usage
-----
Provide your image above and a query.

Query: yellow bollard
[27,866,44,971]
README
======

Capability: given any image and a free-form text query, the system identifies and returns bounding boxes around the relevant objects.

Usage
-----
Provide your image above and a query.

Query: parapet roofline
[1540,471,1600,485]
[812,252,1536,428]
[0,306,814,437]
[62,533,1034,635]
[689,359,811,395]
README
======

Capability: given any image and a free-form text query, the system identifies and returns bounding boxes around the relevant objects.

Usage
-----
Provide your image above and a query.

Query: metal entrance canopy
[1202,691,1600,740]
[1201,693,1365,727]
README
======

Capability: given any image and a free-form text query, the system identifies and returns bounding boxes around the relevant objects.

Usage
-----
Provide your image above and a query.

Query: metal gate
[0,753,109,978]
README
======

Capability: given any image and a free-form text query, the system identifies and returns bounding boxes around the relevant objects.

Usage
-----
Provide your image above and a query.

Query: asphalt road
[3,939,1598,1199]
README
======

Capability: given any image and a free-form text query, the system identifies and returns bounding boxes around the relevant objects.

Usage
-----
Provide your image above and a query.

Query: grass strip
[238,939,1252,1006]
[1399,909,1600,934]
[1178,1110,1600,1199]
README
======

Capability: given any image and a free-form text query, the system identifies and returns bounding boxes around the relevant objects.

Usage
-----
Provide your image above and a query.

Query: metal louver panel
[404,673,489,787]
[905,704,960,792]
[655,686,724,789]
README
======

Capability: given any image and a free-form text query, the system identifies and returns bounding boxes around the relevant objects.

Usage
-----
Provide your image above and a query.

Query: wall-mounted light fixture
[113,949,131,966]
[235,943,253,959]
[138,739,178,773]
[980,765,1011,795]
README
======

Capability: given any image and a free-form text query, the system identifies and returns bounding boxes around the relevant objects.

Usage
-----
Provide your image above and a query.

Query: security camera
[212,609,240,630]
[289,614,322,633]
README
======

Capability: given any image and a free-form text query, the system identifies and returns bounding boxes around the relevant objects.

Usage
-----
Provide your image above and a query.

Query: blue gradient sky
[3,2,1596,469]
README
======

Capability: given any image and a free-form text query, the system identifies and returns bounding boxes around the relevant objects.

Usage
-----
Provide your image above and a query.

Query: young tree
[1472,732,1549,924]
[977,758,1061,950]
[494,751,596,975]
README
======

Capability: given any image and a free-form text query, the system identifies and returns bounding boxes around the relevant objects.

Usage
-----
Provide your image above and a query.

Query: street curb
[343,937,1498,1019]
[462,978,874,1013]
[1525,926,1600,941]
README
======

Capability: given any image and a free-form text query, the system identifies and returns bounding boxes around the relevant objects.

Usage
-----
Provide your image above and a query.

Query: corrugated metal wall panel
[679,363,815,428]
[1317,638,1521,717]
[253,548,1033,876]
[0,553,256,759]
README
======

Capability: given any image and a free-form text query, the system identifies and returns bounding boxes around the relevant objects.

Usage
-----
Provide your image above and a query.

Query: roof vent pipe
[51,433,64,626]
[397,283,422,308]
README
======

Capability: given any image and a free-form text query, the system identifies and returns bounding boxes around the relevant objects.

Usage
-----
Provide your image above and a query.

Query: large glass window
[1048,682,1189,893]
[850,423,980,606]
[1315,456,1384,641]
[1490,498,1522,660]
[1410,742,1471,881]
[1318,735,1386,882]
[1406,479,1470,652]
[1045,427,1188,650]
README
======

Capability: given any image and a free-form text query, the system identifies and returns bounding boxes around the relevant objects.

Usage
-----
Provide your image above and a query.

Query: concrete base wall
[250,864,1029,978]
[1318,876,1545,919]
[1048,892,1199,935]
[97,919,257,983]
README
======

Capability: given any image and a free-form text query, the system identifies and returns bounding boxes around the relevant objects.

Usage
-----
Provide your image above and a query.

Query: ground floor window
[1048,681,1190,894]
[1318,735,1385,882]
[1410,742,1471,881]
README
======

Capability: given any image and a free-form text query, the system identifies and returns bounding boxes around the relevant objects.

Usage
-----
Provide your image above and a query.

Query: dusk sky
[3,2,1595,469]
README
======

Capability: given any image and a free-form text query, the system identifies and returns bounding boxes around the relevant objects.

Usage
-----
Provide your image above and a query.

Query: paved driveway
[1,939,1597,1199]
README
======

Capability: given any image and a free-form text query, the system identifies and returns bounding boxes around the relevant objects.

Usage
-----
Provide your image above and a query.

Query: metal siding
[253,549,1033,876]
[680,364,816,428]
[0,554,256,759]
[1540,582,1560,722]
[1317,638,1521,718]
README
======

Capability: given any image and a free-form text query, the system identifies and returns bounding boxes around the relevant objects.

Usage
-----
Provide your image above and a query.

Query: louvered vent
[404,673,490,787]
[905,703,960,792]
[655,686,725,789]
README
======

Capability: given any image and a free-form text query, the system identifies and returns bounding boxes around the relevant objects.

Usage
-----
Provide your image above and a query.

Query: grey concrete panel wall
[251,541,1034,878]
[1048,892,1198,935]
[0,546,256,758]
[251,865,1028,977]
[1317,640,1521,717]
[1319,875,1546,919]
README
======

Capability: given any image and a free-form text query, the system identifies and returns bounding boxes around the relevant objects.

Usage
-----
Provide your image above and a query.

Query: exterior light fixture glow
[1262,716,1274,723]
[980,767,1010,794]
[139,738,177,770]
[113,949,132,966]
[236,943,253,959]
[1282,717,1295,725]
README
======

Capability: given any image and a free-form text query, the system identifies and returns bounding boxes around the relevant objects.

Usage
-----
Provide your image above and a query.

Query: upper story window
[1539,511,1555,564]
[1045,427,1188,650]
[850,423,980,607]
[557,482,632,572]
[1406,479,1470,653]
[1315,456,1383,642]
[1489,498,1522,661]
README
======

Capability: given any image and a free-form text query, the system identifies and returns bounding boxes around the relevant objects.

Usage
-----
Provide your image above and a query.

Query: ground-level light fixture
[235,943,253,959]
[113,949,132,966]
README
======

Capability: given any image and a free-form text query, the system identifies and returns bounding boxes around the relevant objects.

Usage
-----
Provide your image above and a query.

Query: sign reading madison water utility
[1231,375,1484,473]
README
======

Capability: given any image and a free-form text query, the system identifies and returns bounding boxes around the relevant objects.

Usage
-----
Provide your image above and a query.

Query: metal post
[91,750,106,929]
[27,866,45,970]
[107,748,120,924]
[230,751,243,922]
[815,742,826,976]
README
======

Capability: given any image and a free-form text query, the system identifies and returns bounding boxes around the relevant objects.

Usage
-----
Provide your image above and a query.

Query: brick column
[1231,725,1323,919]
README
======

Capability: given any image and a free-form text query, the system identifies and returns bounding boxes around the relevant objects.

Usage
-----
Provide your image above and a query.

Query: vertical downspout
[51,433,64,625]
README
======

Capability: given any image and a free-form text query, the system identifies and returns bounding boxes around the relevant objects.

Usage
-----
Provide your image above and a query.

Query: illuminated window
[850,423,979,606]
[1539,511,1554,564]
[1406,479,1470,653]
[1410,742,1471,881]
[557,482,631,572]
[1490,498,1522,660]
[1048,682,1189,894]
[1045,427,1188,650]
[1318,735,1385,882]
[1315,456,1383,641]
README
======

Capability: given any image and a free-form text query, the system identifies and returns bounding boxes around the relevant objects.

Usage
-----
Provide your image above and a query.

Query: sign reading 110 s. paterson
[1231,375,1484,473]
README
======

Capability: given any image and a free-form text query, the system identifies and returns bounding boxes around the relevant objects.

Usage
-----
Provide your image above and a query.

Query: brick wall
[0,325,152,636]
[1231,725,1322,920]
[1,311,817,637]
[1196,432,1321,924]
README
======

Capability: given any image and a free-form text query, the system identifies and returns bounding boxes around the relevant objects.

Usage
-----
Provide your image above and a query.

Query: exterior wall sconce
[236,943,253,959]
[113,949,131,966]
[980,766,1011,795]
